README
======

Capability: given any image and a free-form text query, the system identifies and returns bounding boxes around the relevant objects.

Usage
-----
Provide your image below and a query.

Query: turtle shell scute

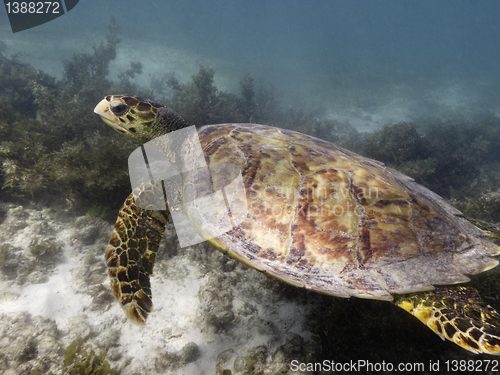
[180,123,500,300]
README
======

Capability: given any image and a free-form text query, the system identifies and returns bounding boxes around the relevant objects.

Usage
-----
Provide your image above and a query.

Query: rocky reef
[0,201,498,374]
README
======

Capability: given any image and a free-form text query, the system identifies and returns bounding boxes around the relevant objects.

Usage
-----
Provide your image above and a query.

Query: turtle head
[94,95,190,144]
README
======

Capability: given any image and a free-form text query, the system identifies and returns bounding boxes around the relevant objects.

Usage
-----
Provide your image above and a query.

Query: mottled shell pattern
[182,124,500,300]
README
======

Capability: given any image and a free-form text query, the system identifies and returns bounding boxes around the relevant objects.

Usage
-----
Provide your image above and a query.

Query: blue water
[2,0,500,125]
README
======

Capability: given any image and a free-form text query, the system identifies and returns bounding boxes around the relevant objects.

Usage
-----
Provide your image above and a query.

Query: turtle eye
[110,100,129,116]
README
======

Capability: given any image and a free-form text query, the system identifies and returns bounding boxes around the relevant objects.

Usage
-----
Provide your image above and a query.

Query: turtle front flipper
[395,286,500,355]
[105,182,168,325]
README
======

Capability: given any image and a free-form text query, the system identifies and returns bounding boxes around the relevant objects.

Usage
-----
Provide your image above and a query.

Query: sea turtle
[94,95,500,355]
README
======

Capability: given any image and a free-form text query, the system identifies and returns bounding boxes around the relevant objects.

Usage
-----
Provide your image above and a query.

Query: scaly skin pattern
[396,286,500,354]
[95,95,500,354]
[104,180,168,324]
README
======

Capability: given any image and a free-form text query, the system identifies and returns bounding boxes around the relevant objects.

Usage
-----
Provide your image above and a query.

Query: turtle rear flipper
[395,286,500,355]
[105,182,169,325]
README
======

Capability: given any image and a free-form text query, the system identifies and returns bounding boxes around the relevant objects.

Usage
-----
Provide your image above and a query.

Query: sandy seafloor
[1,186,499,375]
[0,201,318,374]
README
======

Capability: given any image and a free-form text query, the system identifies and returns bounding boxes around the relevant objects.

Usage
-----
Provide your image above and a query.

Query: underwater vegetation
[166,65,245,125]
[85,203,113,220]
[62,17,119,90]
[19,337,115,375]
[0,97,134,207]
[361,117,500,221]
[0,16,287,215]
[0,17,137,211]
[28,237,60,260]
[164,65,284,126]
[453,190,500,224]
[0,16,498,222]
[0,50,55,118]
[42,337,115,375]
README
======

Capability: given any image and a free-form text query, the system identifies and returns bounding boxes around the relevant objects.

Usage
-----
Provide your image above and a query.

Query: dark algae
[4,16,498,217]
[44,337,115,375]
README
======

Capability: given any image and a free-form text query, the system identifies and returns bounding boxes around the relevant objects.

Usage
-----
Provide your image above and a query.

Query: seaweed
[452,189,500,223]
[63,16,120,91]
[0,17,137,209]
[50,132,134,204]
[253,81,282,125]
[117,61,143,93]
[0,101,56,197]
[166,72,181,91]
[168,65,217,124]
[29,238,60,260]
[0,52,56,118]
[47,337,115,375]
[167,65,243,125]
[86,203,113,220]
[422,116,500,197]
[362,122,429,166]
[360,116,500,201]
[239,71,257,122]
[0,105,133,204]
[166,65,286,127]
[285,107,318,135]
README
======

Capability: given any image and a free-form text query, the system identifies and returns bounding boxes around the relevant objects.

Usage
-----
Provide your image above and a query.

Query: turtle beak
[94,98,134,139]
[95,97,141,140]
[94,98,119,128]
